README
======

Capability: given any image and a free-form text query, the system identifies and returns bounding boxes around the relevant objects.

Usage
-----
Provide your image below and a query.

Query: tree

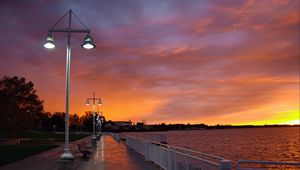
[80,111,94,132]
[51,112,65,131]
[40,112,52,130]
[0,76,44,135]
[70,113,80,131]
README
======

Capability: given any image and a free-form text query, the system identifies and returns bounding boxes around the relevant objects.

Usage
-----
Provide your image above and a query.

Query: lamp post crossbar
[86,97,102,101]
[49,29,90,33]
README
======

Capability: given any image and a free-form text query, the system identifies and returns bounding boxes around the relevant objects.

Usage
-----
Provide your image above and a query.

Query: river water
[126,127,300,163]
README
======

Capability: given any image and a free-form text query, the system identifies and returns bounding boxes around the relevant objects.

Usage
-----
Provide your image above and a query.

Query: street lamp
[86,92,102,147]
[43,33,56,49]
[43,9,95,160]
[96,111,104,138]
[82,34,96,49]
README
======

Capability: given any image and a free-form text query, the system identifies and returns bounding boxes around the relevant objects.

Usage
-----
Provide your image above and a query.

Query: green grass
[0,144,58,166]
[0,131,89,166]
[0,131,89,141]
[69,134,89,141]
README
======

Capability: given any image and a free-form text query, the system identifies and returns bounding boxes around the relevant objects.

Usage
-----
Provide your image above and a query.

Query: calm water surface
[127,127,300,163]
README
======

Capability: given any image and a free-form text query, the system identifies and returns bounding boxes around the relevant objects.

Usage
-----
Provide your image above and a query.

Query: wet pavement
[0,134,161,170]
[78,135,161,170]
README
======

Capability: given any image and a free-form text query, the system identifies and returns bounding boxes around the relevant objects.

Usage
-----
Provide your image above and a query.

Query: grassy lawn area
[0,131,89,142]
[0,144,58,166]
[0,131,89,166]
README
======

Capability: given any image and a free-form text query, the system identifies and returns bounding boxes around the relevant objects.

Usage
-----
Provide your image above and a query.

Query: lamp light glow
[43,33,56,49]
[98,99,102,106]
[81,34,95,49]
[86,99,90,105]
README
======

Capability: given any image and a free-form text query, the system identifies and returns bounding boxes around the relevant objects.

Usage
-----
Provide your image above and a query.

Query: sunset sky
[0,0,299,125]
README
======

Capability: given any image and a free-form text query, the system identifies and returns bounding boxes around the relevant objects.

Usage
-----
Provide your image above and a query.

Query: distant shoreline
[104,123,299,133]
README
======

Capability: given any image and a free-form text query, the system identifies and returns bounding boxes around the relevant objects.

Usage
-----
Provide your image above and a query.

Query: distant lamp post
[43,9,95,160]
[96,111,103,138]
[86,92,102,147]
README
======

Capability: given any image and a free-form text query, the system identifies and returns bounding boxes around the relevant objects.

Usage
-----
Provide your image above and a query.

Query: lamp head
[86,99,90,106]
[98,99,102,106]
[43,33,56,49]
[81,34,95,49]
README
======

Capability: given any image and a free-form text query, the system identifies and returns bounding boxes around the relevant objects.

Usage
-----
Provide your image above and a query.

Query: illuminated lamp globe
[86,99,90,106]
[98,100,102,106]
[81,34,95,49]
[43,33,56,49]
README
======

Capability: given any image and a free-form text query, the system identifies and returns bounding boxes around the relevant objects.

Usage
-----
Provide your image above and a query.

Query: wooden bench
[81,141,92,150]
[77,143,91,160]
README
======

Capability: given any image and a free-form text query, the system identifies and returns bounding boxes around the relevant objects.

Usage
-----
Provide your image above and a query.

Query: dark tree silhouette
[70,113,80,131]
[40,112,52,130]
[80,112,93,132]
[51,112,65,131]
[0,76,44,135]
[80,111,101,132]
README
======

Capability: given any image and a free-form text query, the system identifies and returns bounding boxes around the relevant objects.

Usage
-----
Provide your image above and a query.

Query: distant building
[136,122,150,130]
[107,120,132,130]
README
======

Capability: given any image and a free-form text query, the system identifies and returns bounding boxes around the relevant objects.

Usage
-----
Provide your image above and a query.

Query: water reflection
[100,136,104,162]
[92,136,104,164]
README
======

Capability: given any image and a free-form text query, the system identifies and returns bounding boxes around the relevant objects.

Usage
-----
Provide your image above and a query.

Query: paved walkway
[0,135,161,170]
[77,135,161,170]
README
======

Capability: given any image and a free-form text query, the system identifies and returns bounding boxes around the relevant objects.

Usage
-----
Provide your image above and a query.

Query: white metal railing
[110,132,121,141]
[236,160,300,170]
[115,134,300,170]
[126,135,231,170]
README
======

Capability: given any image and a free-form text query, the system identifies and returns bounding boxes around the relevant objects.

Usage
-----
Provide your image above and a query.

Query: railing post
[116,133,120,142]
[185,156,189,170]
[174,149,178,170]
[220,160,232,170]
[168,146,172,170]
[145,141,150,162]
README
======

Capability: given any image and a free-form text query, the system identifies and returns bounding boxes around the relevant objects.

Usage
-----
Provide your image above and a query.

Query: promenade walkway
[0,134,161,170]
[77,135,161,170]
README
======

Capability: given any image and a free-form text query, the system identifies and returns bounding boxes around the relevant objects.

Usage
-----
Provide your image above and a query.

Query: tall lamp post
[43,9,95,160]
[86,92,102,147]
